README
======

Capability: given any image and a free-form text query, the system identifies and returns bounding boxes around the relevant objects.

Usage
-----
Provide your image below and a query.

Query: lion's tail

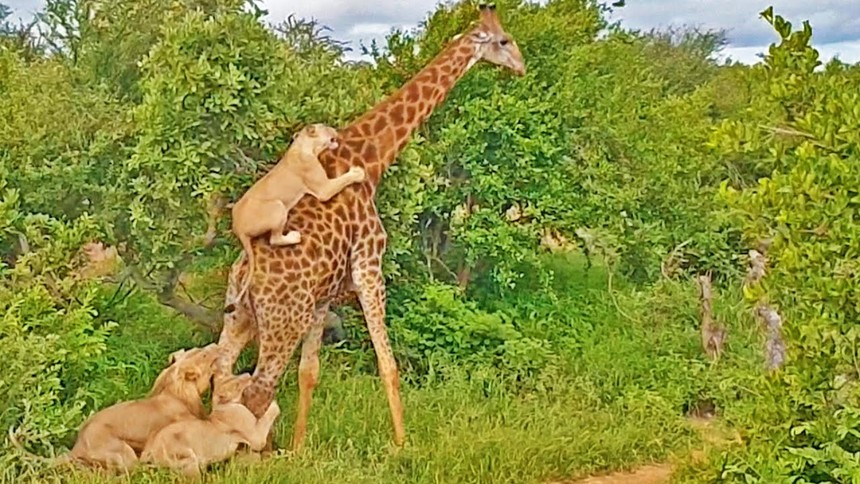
[7,428,73,468]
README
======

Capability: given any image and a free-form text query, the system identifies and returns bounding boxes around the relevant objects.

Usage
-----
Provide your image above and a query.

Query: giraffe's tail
[225,237,255,314]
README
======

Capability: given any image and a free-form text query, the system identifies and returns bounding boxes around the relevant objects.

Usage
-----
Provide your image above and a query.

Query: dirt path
[551,415,741,484]
[569,464,673,484]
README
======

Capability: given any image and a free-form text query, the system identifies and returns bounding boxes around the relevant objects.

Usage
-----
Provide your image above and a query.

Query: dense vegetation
[2,0,859,482]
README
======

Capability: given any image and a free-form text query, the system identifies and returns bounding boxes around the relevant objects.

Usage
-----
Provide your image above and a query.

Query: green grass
[31,368,699,483]
[10,254,757,483]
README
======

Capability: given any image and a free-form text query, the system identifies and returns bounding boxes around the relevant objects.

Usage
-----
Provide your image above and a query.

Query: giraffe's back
[236,137,382,308]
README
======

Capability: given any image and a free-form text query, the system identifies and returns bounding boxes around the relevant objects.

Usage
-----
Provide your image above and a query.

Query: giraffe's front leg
[352,260,405,447]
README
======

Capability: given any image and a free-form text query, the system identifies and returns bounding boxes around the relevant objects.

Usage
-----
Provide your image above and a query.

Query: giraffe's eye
[499,38,509,46]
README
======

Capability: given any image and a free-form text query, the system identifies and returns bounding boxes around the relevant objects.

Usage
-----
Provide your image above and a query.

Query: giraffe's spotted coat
[216,5,524,451]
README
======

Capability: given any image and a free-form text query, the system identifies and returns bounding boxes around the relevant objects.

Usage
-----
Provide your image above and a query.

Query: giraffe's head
[292,123,340,156]
[468,3,525,76]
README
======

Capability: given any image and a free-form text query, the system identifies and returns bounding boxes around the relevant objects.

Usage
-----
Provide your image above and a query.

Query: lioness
[228,123,366,310]
[9,344,221,472]
[140,372,280,478]
[71,344,221,470]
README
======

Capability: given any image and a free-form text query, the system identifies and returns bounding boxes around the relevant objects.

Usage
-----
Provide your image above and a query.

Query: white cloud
[719,39,860,65]
[606,0,860,47]
[3,0,38,15]
[5,0,860,64]
[817,39,860,63]
[346,23,398,37]
[719,46,767,64]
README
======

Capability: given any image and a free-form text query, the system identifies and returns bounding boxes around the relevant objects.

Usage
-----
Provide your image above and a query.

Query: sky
[5,0,860,64]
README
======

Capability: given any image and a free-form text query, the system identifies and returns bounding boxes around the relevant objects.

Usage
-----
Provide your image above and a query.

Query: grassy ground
[11,255,757,483]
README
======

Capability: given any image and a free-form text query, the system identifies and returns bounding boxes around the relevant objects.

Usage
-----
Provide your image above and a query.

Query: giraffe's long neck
[328,33,478,185]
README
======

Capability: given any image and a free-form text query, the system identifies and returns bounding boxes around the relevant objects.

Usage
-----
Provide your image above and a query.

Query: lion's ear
[183,366,202,382]
[168,349,186,365]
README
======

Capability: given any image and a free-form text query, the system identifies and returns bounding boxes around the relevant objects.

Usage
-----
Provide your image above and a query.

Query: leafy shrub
[389,283,551,377]
[0,181,115,471]
[708,8,860,482]
[6,1,859,481]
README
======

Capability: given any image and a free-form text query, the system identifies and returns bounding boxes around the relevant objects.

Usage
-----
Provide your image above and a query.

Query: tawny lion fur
[227,123,365,311]
[140,372,280,478]
[10,344,221,472]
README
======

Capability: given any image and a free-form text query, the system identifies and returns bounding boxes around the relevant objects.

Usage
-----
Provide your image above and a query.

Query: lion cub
[140,373,280,478]
[229,123,365,307]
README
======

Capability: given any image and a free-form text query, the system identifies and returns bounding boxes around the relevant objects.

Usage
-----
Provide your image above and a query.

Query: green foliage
[0,181,115,474]
[703,7,860,482]
[123,6,292,273]
[4,0,859,481]
[366,0,743,293]
[11,255,717,484]
[389,282,551,377]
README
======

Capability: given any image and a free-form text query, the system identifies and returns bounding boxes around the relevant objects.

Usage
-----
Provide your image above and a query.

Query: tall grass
[11,255,761,483]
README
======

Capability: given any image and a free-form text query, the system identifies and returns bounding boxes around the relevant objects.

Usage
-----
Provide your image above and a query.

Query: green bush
[707,8,860,482]
[389,282,552,376]
[0,182,115,473]
[5,0,860,481]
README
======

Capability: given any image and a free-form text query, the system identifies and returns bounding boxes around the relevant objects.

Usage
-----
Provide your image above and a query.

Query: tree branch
[697,273,725,361]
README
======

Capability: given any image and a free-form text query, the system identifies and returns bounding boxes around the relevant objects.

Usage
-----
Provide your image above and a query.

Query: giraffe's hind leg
[292,305,328,450]
[216,303,257,375]
[241,295,315,449]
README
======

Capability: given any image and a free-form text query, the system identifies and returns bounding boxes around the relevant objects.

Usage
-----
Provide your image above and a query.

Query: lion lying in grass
[140,372,280,477]
[11,343,221,472]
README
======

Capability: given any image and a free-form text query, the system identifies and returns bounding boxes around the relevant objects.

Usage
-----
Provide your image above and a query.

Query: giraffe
[216,3,526,450]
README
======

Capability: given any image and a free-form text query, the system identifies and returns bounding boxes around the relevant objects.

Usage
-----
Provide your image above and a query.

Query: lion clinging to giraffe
[217,3,525,450]
[228,123,365,311]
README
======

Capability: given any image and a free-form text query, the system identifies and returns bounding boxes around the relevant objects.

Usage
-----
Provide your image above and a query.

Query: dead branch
[158,293,221,332]
[759,125,832,151]
[457,265,472,290]
[745,249,767,285]
[157,250,221,332]
[661,238,693,279]
[756,303,786,372]
[744,242,786,371]
[125,263,221,332]
[697,273,725,361]
[203,193,230,247]
[120,220,224,333]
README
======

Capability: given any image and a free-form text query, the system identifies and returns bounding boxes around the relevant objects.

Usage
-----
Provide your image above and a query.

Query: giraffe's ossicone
[216,3,526,450]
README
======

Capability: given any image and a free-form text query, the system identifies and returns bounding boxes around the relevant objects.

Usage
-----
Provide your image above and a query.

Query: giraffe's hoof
[387,440,406,456]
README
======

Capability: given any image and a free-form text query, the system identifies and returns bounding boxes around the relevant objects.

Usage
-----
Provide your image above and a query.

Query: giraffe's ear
[477,3,501,30]
[305,124,318,137]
